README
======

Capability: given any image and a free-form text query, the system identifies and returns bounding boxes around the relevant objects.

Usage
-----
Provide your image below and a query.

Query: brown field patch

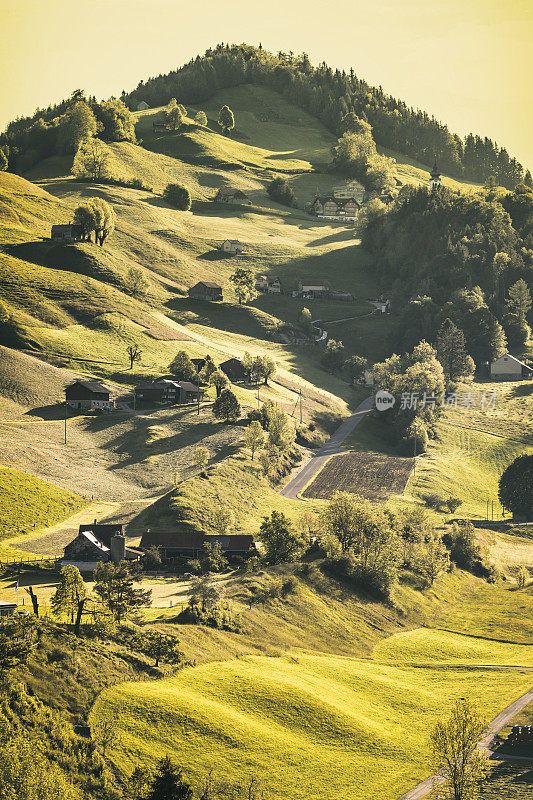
[302,450,413,501]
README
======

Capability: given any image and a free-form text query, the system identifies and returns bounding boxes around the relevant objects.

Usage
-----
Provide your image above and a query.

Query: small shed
[65,381,114,411]
[0,601,17,618]
[299,278,329,297]
[220,239,244,255]
[219,357,247,382]
[490,353,533,381]
[51,223,83,242]
[137,101,150,111]
[214,188,252,206]
[188,282,223,301]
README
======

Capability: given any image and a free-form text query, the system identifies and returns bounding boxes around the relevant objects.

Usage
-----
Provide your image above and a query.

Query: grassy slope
[94,631,531,800]
[0,465,86,539]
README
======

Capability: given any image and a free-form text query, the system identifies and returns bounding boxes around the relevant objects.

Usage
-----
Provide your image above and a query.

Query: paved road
[397,684,533,800]
[279,395,373,500]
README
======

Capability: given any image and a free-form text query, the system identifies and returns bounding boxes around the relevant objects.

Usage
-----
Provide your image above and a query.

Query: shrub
[442,522,481,571]
[163,182,191,210]
[267,177,297,208]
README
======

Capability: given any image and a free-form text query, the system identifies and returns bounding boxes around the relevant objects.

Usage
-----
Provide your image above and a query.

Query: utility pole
[64,401,67,445]
[257,383,260,408]
[299,389,303,425]
[487,498,489,520]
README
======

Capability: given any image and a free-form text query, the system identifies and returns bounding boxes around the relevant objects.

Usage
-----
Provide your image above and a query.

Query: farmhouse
[137,101,150,111]
[51,223,83,242]
[0,601,17,618]
[62,523,141,571]
[188,281,223,301]
[298,278,329,297]
[255,275,282,293]
[220,239,244,255]
[312,196,361,221]
[332,178,365,203]
[490,353,533,381]
[139,531,256,559]
[219,357,247,382]
[214,188,252,205]
[134,379,202,405]
[65,380,114,411]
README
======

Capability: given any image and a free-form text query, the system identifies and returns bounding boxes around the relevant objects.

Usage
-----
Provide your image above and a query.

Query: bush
[423,493,462,513]
[176,602,242,632]
[267,177,297,208]
[163,182,191,210]
[442,522,481,571]
[323,553,396,601]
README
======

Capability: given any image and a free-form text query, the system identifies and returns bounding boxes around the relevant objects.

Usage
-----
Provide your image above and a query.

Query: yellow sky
[1,0,532,168]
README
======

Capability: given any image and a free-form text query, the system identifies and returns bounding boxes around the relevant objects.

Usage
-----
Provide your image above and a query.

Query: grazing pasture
[302,450,413,501]
[93,632,533,800]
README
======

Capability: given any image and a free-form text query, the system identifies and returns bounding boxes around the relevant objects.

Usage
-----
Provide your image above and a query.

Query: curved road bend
[279,395,373,501]
[397,684,533,800]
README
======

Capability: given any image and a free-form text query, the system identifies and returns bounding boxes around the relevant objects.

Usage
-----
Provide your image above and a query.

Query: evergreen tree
[506,279,532,323]
[0,147,9,171]
[436,318,475,384]
[146,756,193,800]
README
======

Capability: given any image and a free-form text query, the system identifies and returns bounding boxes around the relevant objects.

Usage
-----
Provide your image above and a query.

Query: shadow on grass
[510,382,533,398]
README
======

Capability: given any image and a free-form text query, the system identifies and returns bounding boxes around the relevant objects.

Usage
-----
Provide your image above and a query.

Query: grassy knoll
[374,628,533,667]
[93,641,532,800]
[0,465,86,538]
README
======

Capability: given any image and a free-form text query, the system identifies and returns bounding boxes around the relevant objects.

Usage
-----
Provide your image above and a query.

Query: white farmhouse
[490,353,533,381]
[220,239,244,255]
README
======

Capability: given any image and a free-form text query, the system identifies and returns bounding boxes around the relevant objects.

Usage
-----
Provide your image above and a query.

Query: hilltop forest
[3,44,531,189]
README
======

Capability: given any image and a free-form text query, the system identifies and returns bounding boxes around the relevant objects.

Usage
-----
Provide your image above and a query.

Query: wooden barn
[65,381,114,411]
[188,282,223,301]
[219,357,247,382]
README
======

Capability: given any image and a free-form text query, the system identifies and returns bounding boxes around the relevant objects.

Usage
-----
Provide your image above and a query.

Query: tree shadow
[510,382,533,398]
[197,249,229,261]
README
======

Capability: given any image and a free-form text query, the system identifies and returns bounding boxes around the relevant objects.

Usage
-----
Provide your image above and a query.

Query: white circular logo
[375,390,395,411]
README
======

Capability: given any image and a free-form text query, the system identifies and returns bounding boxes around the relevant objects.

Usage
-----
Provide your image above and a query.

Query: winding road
[397,684,533,800]
[279,395,373,500]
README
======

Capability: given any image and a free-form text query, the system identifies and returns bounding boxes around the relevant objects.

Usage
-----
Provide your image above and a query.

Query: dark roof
[51,223,82,233]
[78,523,124,548]
[192,281,223,290]
[140,531,254,551]
[178,381,202,392]
[67,380,110,394]
[300,278,328,286]
[314,196,360,207]
[220,357,244,367]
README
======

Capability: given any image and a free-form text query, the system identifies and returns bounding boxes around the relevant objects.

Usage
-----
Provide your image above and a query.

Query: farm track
[397,685,533,800]
[279,395,373,500]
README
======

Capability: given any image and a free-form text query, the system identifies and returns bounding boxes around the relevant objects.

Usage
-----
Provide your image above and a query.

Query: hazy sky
[1,0,532,168]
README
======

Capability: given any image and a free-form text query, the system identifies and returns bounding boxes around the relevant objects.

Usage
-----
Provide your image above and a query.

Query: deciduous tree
[230,267,257,304]
[218,105,235,135]
[430,699,487,800]
[93,561,152,623]
[169,350,196,381]
[72,137,111,181]
[245,420,265,460]
[213,388,241,422]
[163,182,191,210]
[259,510,304,563]
[51,565,87,623]
[124,266,149,298]
[126,342,142,369]
[498,454,533,520]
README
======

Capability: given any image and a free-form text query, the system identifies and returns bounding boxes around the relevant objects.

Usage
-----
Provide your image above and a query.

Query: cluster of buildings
[59,522,256,572]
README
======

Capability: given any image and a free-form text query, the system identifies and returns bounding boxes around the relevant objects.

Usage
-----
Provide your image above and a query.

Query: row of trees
[1,92,136,173]
[72,198,115,245]
[123,43,531,188]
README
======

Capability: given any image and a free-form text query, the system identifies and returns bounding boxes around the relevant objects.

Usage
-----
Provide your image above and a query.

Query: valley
[0,47,532,800]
